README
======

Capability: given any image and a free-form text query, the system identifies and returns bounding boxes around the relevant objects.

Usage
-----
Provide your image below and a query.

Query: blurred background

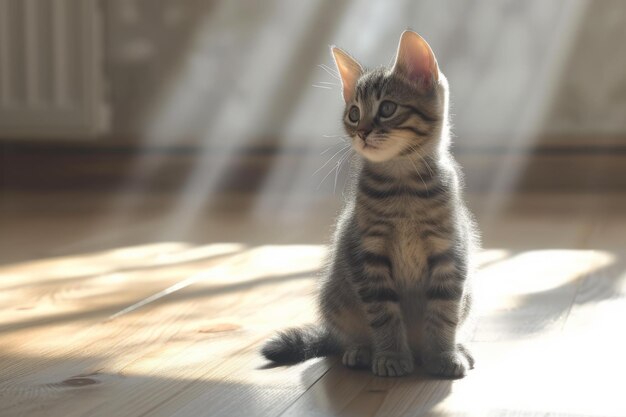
[0,0,625,262]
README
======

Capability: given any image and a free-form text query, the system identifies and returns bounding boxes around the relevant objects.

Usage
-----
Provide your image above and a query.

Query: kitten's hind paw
[423,350,470,379]
[371,352,414,377]
[342,347,372,369]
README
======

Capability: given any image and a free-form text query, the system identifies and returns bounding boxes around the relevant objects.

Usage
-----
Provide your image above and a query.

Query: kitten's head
[332,31,446,163]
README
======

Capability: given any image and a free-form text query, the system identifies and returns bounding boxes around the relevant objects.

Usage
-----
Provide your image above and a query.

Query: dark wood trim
[2,139,626,156]
[2,138,625,192]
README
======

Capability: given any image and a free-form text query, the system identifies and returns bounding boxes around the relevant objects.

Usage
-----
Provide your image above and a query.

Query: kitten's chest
[383,196,453,282]
[390,217,430,285]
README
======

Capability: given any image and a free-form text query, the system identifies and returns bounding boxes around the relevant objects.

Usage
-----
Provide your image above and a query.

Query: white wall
[102,0,626,145]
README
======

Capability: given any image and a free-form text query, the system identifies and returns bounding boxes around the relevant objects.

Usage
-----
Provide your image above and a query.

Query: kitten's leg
[363,299,413,377]
[353,248,413,377]
[421,250,471,378]
[342,346,371,369]
[457,343,475,369]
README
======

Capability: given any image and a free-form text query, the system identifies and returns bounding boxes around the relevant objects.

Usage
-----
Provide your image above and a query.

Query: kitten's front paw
[342,347,372,369]
[423,350,470,379]
[457,343,475,369]
[371,352,414,377]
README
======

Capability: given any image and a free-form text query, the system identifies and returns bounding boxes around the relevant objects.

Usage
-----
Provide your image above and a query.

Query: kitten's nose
[357,129,372,140]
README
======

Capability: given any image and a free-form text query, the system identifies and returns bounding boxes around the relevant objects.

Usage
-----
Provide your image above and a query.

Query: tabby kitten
[262,31,477,378]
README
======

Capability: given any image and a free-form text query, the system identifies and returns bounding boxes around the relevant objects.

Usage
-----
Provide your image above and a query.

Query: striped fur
[261,31,478,378]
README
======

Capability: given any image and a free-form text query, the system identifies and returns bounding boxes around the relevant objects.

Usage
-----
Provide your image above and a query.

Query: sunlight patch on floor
[0,242,246,282]
[444,330,626,417]
[475,249,614,300]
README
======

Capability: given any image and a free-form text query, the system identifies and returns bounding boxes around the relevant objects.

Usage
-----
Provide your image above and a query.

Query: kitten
[261,31,478,378]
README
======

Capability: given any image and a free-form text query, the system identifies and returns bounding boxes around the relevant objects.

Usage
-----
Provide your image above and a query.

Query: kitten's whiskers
[322,134,350,138]
[333,148,354,194]
[317,147,351,190]
[320,140,348,156]
[405,145,429,194]
[318,64,340,80]
[415,150,434,177]
[313,144,350,176]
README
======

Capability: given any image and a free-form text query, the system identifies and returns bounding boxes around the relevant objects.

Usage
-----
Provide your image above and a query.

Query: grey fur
[261,32,478,378]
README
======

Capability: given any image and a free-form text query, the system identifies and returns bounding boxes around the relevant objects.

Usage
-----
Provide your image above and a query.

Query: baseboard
[1,141,625,193]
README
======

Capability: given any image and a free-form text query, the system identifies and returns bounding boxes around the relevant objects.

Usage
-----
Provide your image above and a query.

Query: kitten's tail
[261,324,338,364]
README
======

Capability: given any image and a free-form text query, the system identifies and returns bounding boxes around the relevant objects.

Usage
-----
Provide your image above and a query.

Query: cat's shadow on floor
[296,357,453,415]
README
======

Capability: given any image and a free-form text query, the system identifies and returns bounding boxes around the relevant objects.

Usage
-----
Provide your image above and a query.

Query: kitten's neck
[362,142,442,181]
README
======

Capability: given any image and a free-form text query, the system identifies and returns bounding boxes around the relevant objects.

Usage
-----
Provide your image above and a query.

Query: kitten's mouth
[363,142,379,150]
[353,134,404,162]
[360,136,384,150]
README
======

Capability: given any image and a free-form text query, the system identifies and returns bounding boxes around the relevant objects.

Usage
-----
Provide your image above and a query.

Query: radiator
[0,0,106,138]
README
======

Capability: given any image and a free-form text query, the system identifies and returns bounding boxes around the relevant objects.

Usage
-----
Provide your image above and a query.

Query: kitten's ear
[331,46,363,102]
[392,31,439,88]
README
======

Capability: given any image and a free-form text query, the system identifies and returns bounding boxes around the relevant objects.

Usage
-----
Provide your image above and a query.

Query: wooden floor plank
[1,192,625,417]
[0,245,331,417]
[0,243,245,384]
[281,250,620,417]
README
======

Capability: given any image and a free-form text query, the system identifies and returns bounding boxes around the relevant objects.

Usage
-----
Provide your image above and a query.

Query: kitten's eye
[348,106,360,123]
[378,101,397,118]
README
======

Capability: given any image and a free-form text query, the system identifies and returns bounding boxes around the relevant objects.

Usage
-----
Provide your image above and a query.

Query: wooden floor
[1,191,625,417]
